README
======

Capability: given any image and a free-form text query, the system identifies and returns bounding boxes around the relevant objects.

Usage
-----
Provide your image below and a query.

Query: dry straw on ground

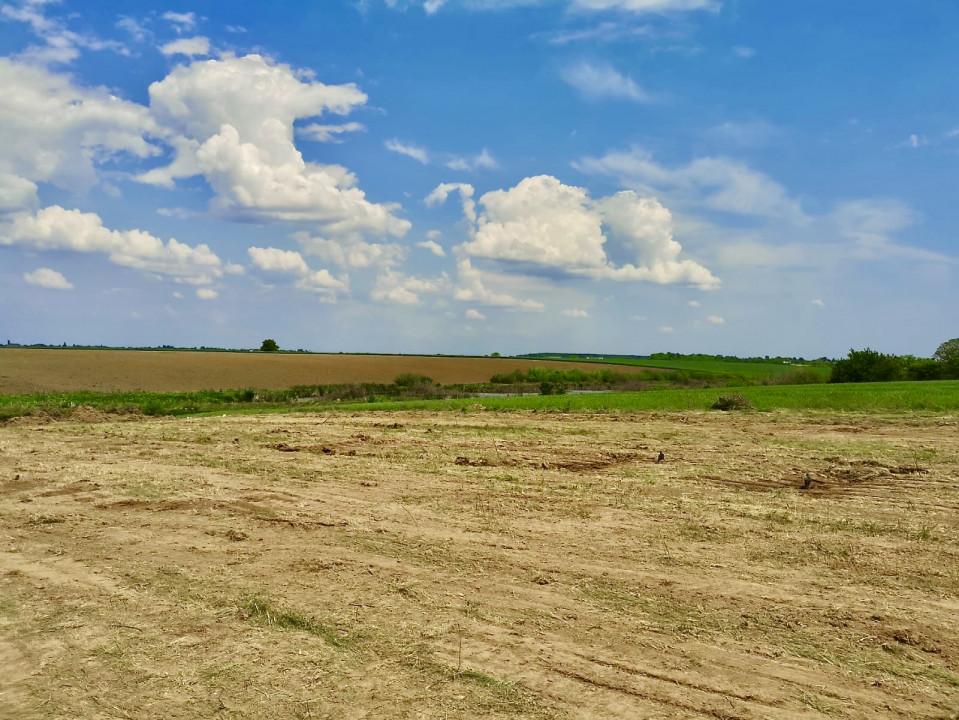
[1,409,957,718]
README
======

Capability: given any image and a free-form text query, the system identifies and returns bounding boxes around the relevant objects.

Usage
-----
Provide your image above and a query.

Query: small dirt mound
[710,394,754,411]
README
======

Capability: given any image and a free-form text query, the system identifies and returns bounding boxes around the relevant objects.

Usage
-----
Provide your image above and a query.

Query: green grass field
[334,381,959,414]
[3,380,958,420]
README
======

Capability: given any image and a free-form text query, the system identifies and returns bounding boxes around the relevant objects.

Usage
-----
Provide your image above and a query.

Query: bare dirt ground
[0,349,656,394]
[1,408,957,719]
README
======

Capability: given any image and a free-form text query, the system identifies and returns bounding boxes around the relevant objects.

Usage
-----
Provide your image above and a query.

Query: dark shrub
[710,393,754,411]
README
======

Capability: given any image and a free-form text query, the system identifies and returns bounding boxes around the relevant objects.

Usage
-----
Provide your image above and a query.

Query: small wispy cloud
[161,11,196,32]
[732,45,755,58]
[561,61,652,102]
[159,36,210,57]
[298,122,366,143]
[447,148,497,171]
[385,138,430,164]
[416,239,446,257]
[540,22,653,45]
[571,0,721,14]
[659,325,675,334]
[466,308,486,320]
[811,299,825,307]
[24,267,73,290]
[901,133,928,149]
[562,308,590,318]
[707,315,725,324]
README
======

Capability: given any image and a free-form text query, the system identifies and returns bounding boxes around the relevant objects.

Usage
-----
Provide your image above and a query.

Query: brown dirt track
[1,408,957,719]
[0,349,656,394]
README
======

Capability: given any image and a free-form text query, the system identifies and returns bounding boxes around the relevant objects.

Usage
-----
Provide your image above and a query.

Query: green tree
[830,348,903,383]
[260,338,279,352]
[934,338,959,378]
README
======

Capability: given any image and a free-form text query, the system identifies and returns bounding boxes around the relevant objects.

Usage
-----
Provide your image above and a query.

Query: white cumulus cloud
[707,315,724,324]
[465,308,486,320]
[0,58,159,198]
[562,308,590,318]
[2,206,222,284]
[139,54,409,240]
[442,175,717,289]
[248,246,348,297]
[371,269,450,305]
[24,267,72,290]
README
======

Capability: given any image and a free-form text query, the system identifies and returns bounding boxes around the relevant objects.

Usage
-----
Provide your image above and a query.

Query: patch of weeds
[238,597,354,648]
[762,509,794,525]
[799,689,843,716]
[454,667,521,698]
[462,599,484,620]
[199,660,243,685]
[24,514,65,526]
[916,525,936,541]
[677,521,729,542]
[91,642,124,659]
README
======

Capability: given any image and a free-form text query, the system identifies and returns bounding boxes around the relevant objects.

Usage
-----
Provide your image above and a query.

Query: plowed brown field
[0,349,657,395]
[1,409,957,719]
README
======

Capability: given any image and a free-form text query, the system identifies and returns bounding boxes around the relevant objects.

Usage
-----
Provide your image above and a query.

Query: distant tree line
[831,340,959,383]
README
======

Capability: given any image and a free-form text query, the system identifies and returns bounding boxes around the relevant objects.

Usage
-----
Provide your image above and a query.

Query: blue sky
[1,0,956,357]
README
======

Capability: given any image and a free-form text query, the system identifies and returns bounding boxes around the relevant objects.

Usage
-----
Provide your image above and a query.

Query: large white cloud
[0,58,158,198]
[1,206,223,283]
[140,54,410,239]
[438,175,718,288]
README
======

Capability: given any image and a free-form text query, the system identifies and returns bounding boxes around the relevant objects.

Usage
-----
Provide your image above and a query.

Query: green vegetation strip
[337,381,959,414]
[3,380,958,420]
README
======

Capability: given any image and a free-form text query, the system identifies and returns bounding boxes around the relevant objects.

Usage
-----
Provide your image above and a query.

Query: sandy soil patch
[1,409,957,719]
